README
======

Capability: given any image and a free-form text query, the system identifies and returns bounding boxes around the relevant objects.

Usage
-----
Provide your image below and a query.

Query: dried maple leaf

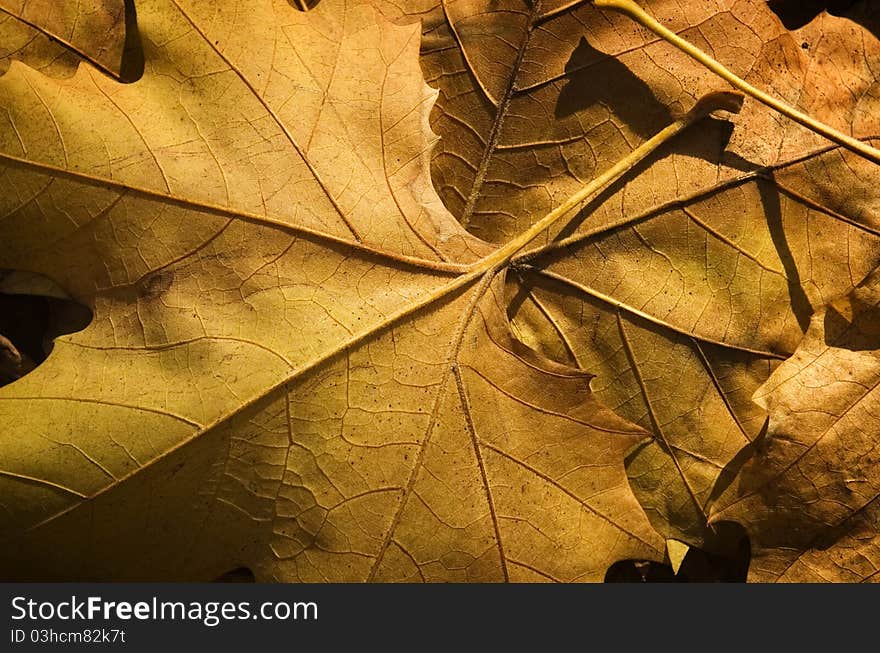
[0,0,879,582]
[378,0,880,551]
[0,0,684,582]
[711,266,880,582]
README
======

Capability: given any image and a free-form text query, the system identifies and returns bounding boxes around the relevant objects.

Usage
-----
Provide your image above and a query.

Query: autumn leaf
[377,0,880,550]
[377,0,880,240]
[0,0,879,582]
[711,265,880,582]
[0,0,686,582]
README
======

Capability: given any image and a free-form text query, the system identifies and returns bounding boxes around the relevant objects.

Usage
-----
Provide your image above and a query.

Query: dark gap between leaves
[767,0,859,29]
[0,279,92,387]
[767,0,880,42]
[605,522,751,582]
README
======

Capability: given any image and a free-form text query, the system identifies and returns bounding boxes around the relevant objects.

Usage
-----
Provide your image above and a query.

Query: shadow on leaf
[556,37,672,139]
[288,0,322,11]
[213,567,256,583]
[118,0,145,83]
[823,295,880,350]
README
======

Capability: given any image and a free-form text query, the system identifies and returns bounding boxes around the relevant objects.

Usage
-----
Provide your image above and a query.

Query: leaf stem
[470,91,743,272]
[594,0,880,166]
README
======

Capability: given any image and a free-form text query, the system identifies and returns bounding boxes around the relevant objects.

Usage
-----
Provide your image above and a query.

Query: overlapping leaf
[1,0,880,581]
[379,0,880,549]
[377,0,880,239]
[712,266,880,582]
[0,0,667,581]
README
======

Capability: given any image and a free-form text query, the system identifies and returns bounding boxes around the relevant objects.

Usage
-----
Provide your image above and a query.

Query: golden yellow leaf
[0,0,675,582]
[0,0,879,582]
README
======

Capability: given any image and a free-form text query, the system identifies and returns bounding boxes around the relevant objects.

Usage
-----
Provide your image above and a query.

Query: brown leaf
[378,0,880,550]
[711,265,880,581]
[377,0,880,241]
[507,147,880,546]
